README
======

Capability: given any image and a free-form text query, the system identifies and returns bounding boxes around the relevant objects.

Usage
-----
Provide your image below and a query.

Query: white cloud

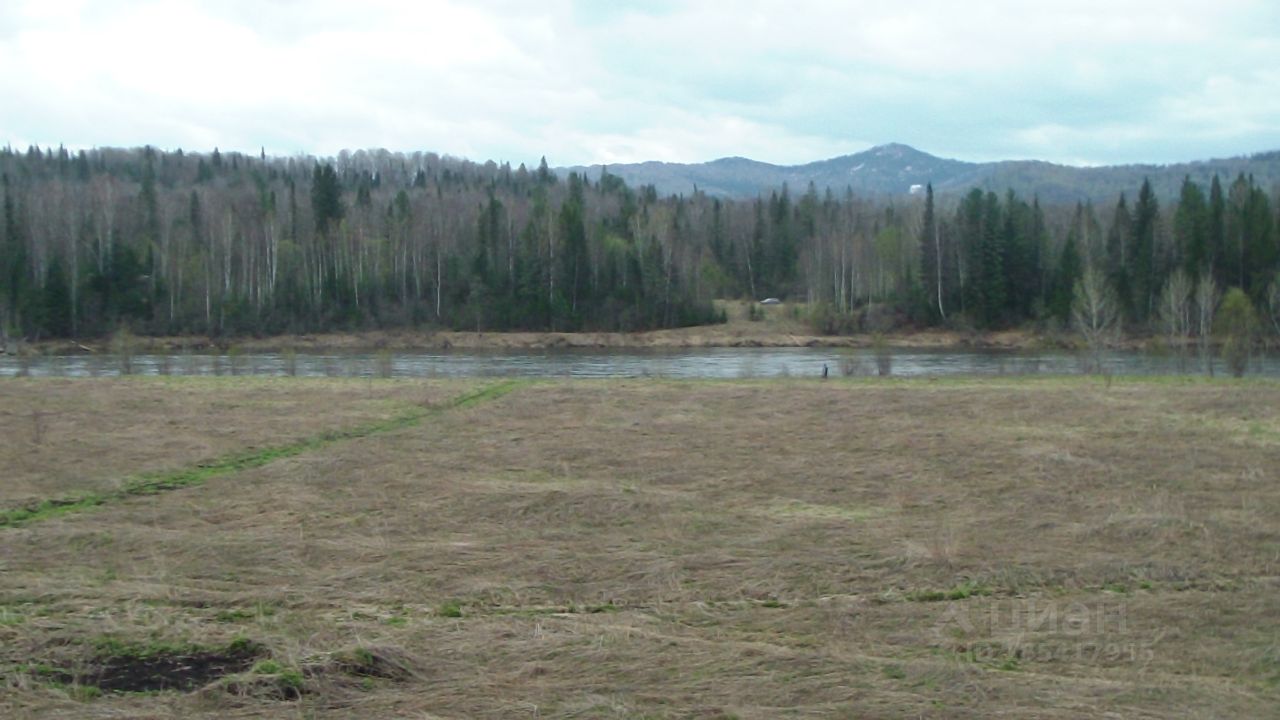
[0,0,1277,166]
[551,111,869,166]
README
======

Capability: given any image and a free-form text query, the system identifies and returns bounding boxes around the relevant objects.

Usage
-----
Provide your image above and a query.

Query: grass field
[2,376,1278,718]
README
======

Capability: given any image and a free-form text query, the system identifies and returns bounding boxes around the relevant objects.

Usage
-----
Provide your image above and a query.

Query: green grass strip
[0,380,526,528]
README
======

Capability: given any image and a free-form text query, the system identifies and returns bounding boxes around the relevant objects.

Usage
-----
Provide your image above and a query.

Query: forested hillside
[1,144,1277,340]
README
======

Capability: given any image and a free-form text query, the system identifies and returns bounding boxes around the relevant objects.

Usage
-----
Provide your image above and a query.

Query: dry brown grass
[0,377,470,504]
[2,376,1278,718]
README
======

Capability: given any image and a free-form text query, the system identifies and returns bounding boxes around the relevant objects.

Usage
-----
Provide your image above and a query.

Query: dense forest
[0,144,1277,341]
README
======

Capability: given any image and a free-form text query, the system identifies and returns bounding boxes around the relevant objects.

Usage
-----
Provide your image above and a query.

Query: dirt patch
[90,650,258,692]
[44,639,268,694]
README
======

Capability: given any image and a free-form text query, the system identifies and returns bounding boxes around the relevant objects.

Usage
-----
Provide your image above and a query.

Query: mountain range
[561,143,1280,204]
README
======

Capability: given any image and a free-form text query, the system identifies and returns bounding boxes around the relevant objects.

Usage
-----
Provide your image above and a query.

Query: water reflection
[3,347,1278,379]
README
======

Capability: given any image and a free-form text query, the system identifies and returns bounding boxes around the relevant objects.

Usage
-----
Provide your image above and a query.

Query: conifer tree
[1176,177,1209,278]
[979,191,1005,326]
[311,163,344,235]
[1129,178,1159,322]
[1106,193,1132,319]
[1209,175,1226,287]
[1051,232,1082,323]
[919,183,945,320]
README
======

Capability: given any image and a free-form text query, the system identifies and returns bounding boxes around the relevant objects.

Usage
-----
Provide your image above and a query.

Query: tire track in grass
[0,380,527,528]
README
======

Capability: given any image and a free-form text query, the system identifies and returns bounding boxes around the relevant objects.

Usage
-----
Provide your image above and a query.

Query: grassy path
[0,380,526,528]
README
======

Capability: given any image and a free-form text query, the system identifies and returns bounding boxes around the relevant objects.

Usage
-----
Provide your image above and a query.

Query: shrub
[1216,288,1258,378]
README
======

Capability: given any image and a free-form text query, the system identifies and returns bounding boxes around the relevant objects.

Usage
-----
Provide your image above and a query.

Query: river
[3,347,1279,379]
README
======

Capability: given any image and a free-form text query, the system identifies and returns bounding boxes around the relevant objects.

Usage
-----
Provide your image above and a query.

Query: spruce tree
[1209,175,1226,287]
[1242,182,1276,300]
[1051,232,1082,323]
[919,183,945,321]
[1106,193,1132,319]
[42,256,73,337]
[958,188,985,318]
[1129,179,1158,322]
[979,191,1005,326]
[2,174,27,332]
[311,163,344,235]
[1176,177,1209,278]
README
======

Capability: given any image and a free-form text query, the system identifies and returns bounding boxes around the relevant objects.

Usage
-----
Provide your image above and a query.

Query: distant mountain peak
[869,142,919,153]
[561,144,1280,203]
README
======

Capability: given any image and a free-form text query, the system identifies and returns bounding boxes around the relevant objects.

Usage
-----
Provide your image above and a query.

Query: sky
[2,0,1279,168]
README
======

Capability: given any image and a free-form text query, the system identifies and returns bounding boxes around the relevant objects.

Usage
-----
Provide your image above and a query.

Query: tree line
[1,144,1277,343]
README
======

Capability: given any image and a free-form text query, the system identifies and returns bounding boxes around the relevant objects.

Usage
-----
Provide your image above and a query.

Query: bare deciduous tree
[1158,269,1193,371]
[1072,268,1119,374]
[1195,273,1220,377]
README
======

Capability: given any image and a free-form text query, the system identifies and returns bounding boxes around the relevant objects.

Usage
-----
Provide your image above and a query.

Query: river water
[3,347,1278,379]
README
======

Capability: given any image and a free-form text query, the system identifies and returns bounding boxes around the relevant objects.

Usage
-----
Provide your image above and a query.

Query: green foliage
[1050,233,1082,322]
[311,163,344,235]
[68,684,103,701]
[41,255,73,336]
[905,581,990,602]
[1176,177,1210,278]
[1129,179,1159,323]
[278,669,305,689]
[1216,288,1258,377]
[956,189,1026,328]
[252,659,282,674]
[214,607,255,623]
[1267,273,1280,336]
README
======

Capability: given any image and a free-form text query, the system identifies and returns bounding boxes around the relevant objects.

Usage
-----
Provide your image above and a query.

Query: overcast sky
[2,0,1278,168]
